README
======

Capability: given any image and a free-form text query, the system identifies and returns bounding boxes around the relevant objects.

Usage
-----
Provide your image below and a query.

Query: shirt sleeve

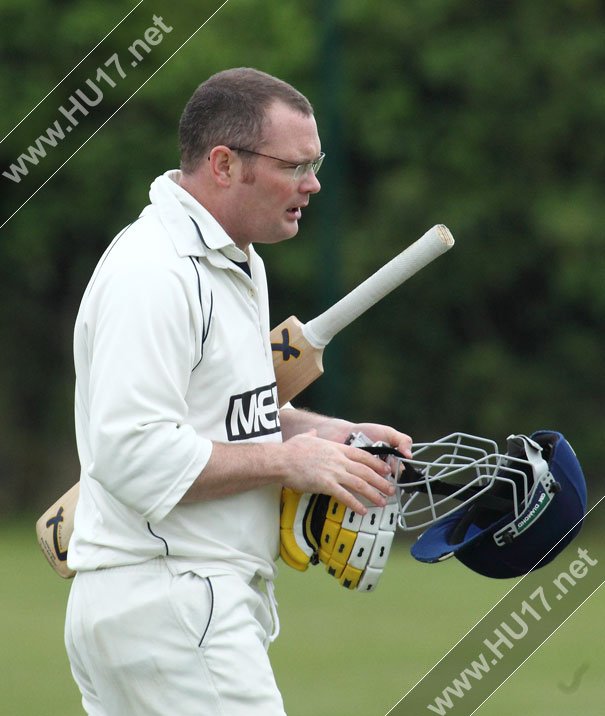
[83,258,212,522]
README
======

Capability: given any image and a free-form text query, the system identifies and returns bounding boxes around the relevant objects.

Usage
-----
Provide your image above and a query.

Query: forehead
[261,101,321,158]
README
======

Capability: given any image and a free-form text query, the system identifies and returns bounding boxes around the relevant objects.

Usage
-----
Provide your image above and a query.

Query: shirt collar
[148,170,248,263]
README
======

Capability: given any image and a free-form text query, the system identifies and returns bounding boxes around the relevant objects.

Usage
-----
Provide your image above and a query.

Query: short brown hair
[179,67,314,173]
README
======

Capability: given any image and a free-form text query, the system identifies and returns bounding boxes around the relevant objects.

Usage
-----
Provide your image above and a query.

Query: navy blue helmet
[395,431,587,578]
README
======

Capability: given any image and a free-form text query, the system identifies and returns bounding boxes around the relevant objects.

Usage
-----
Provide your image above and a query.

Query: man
[64,67,412,716]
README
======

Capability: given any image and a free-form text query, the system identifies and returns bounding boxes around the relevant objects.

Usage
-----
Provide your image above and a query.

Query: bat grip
[303,224,454,348]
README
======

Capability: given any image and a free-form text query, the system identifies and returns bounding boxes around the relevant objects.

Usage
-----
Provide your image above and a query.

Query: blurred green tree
[0,0,602,513]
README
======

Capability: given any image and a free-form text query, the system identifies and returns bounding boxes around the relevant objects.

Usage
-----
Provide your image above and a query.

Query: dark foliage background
[1,0,603,514]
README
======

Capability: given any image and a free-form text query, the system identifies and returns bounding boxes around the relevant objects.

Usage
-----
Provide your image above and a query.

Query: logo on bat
[271,328,300,361]
[46,506,68,562]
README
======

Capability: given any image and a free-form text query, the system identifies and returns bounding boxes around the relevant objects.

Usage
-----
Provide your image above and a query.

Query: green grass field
[2,519,602,715]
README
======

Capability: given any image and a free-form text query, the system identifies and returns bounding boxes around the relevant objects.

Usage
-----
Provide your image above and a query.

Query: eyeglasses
[229,147,325,180]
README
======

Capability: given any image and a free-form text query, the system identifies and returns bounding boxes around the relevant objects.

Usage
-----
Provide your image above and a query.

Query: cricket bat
[36,224,455,578]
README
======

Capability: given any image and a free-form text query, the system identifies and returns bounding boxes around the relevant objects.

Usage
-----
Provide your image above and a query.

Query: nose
[300,171,321,195]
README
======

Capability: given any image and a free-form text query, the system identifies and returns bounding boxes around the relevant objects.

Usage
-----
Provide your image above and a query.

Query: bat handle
[303,224,454,348]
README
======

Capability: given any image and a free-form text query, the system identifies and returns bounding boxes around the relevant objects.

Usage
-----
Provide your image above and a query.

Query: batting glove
[279,433,400,591]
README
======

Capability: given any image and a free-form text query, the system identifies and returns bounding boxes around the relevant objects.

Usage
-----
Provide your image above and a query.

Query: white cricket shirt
[68,170,282,582]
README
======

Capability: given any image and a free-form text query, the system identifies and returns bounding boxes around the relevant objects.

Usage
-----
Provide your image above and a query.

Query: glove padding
[279,433,401,592]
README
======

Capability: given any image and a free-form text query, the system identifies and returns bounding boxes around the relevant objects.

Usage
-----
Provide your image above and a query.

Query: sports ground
[3,519,601,715]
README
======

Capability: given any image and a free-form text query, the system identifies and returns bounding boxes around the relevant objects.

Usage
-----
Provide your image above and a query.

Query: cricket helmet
[394,430,587,578]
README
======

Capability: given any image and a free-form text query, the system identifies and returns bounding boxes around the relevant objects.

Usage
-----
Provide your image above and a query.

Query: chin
[261,226,298,246]
[283,221,300,239]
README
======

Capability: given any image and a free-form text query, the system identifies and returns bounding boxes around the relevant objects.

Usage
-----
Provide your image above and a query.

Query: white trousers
[64,559,287,716]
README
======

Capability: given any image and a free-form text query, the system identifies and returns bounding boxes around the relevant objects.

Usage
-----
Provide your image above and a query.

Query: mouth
[286,203,307,221]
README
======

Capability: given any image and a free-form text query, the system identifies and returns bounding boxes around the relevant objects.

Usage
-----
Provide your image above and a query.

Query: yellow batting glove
[279,433,401,592]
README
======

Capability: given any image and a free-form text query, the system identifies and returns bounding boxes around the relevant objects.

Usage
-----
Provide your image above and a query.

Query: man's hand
[278,431,396,516]
[279,408,413,459]
[315,419,413,459]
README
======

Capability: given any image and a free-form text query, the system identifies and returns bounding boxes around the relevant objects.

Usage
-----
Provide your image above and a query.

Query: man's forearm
[180,410,355,504]
[180,426,398,516]
[279,406,354,442]
[180,440,288,503]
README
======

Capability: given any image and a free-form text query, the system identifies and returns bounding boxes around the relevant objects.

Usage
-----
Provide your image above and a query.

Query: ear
[207,146,237,188]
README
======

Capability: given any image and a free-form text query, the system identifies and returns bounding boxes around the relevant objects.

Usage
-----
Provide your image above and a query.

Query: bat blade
[36,224,455,578]
[36,482,79,578]
[270,316,324,406]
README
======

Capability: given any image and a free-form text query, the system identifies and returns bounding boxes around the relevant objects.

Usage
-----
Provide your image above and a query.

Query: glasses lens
[313,153,325,174]
[293,153,325,180]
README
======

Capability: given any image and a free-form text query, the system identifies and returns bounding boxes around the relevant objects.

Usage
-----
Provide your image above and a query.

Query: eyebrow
[290,154,323,166]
